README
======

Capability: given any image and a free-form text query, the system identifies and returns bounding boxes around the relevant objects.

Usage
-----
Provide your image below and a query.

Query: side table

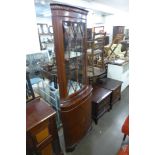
[97,78,122,107]
[91,85,112,124]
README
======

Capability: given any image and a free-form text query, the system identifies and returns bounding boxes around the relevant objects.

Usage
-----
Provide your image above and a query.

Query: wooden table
[97,78,122,106]
[91,85,112,124]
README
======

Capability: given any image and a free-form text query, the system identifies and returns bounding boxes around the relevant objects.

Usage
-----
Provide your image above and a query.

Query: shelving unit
[37,24,54,51]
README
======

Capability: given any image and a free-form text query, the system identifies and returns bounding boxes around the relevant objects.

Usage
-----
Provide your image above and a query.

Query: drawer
[98,95,111,110]
[40,143,54,155]
[29,119,52,145]
[36,135,54,155]
[98,103,110,115]
[111,86,121,103]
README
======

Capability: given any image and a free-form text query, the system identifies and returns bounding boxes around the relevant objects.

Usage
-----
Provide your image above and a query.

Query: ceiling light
[40,1,46,5]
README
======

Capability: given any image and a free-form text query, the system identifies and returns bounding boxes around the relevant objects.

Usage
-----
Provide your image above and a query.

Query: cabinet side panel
[61,93,92,148]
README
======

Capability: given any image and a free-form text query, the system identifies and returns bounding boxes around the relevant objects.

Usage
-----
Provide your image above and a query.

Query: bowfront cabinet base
[61,86,93,152]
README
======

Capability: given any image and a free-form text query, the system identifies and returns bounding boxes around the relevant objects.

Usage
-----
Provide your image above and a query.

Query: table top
[92,85,112,104]
[108,59,129,66]
[97,78,122,90]
[26,98,56,131]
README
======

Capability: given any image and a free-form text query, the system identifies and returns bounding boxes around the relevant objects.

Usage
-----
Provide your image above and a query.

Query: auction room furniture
[41,63,58,89]
[37,23,54,51]
[87,26,107,83]
[87,28,92,41]
[104,34,125,60]
[107,60,129,92]
[113,26,125,43]
[117,115,129,155]
[97,78,122,107]
[26,71,35,102]
[91,85,112,124]
[117,144,129,155]
[122,115,129,141]
[50,3,93,152]
[26,98,63,155]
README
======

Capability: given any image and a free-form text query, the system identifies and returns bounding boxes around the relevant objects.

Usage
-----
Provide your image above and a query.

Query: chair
[104,33,125,60]
[117,144,129,155]
[27,69,44,96]
[117,115,129,155]
[40,64,58,89]
[122,115,129,141]
[87,26,107,84]
[26,72,35,102]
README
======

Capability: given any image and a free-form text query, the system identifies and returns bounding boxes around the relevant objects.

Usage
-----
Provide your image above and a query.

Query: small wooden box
[91,85,112,124]
[97,78,122,106]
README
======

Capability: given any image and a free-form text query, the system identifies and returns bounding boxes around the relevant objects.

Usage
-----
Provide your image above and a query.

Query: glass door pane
[63,21,86,96]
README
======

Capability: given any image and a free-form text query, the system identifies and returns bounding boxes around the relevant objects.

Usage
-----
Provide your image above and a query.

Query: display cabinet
[50,3,92,151]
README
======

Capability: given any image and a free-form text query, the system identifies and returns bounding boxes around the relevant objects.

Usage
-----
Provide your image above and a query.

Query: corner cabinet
[50,3,92,151]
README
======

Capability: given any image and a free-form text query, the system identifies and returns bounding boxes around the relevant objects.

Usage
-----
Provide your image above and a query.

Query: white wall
[87,12,105,28]
[105,13,129,27]
[104,13,129,42]
[36,17,52,26]
[24,1,40,54]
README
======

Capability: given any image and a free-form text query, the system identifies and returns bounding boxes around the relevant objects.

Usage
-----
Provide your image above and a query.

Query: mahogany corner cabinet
[50,3,93,152]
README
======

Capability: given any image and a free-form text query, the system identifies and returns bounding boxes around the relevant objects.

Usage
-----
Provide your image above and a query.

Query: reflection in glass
[63,21,85,96]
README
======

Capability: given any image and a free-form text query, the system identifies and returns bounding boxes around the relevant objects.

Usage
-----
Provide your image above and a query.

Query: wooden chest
[26,98,63,155]
[91,85,112,124]
[97,78,122,106]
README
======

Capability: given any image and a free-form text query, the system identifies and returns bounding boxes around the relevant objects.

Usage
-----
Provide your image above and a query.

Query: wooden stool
[92,85,112,124]
[97,78,122,108]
